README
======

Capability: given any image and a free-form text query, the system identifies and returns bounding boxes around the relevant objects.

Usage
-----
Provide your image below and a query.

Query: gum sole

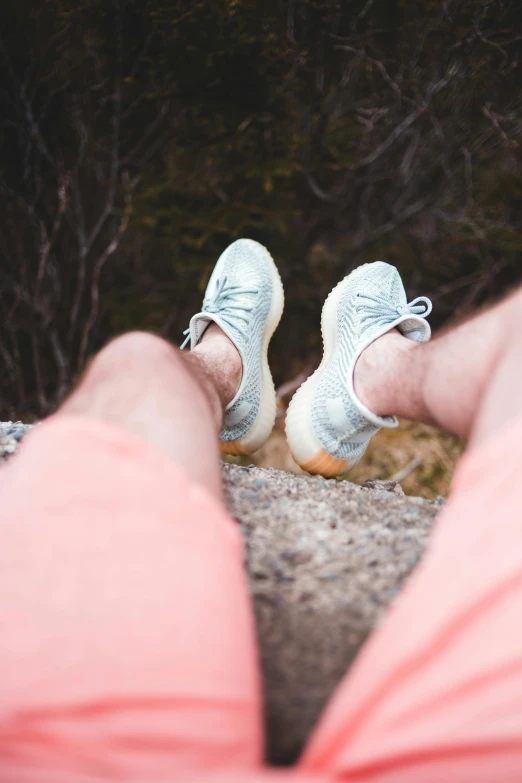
[286,267,368,477]
[219,242,285,456]
[220,439,248,457]
[299,448,356,478]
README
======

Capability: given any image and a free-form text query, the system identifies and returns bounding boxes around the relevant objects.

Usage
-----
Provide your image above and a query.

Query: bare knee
[90,331,180,381]
[58,331,222,487]
[62,331,197,418]
[87,331,220,426]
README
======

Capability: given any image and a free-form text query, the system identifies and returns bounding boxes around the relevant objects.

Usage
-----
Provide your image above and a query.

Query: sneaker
[285,261,432,477]
[182,239,284,455]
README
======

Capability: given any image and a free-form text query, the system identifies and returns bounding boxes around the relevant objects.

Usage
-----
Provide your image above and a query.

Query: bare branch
[19,84,55,166]
[306,63,460,202]
[80,82,122,261]
[0,340,16,382]
[357,0,374,20]
[122,100,170,165]
[481,103,514,149]
[276,369,313,417]
[303,169,332,201]
[31,333,47,411]
[351,199,428,256]
[400,130,420,180]
[353,106,426,171]
[50,329,68,401]
[335,45,402,101]
[477,31,509,70]
[462,146,473,208]
[128,32,155,82]
[78,172,133,368]
[36,174,69,298]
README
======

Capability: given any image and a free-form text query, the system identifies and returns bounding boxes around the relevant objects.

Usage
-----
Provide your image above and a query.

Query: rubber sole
[285,268,367,478]
[219,243,285,456]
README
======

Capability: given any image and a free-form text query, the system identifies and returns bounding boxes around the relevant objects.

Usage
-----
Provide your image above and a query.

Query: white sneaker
[182,239,284,455]
[286,261,432,477]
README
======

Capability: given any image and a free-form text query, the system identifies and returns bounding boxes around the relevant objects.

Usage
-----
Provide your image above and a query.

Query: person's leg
[354,284,522,446]
[0,327,266,783]
[301,285,522,781]
[61,325,241,501]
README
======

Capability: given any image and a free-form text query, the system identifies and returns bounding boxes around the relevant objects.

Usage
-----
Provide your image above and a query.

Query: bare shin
[355,287,522,447]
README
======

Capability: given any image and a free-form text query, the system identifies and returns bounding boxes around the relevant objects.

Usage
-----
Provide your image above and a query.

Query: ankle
[354,330,419,417]
[191,323,242,407]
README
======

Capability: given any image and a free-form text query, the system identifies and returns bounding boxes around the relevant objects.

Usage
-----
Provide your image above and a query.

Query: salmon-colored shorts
[1,414,522,783]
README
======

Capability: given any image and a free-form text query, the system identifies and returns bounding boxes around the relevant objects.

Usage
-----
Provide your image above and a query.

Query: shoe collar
[188,312,247,412]
[346,312,431,429]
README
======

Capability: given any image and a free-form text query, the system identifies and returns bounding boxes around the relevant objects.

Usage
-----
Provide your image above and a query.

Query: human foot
[286,262,432,477]
[182,239,284,455]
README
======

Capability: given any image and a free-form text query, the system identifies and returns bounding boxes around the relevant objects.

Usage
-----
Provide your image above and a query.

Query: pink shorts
[1,414,522,782]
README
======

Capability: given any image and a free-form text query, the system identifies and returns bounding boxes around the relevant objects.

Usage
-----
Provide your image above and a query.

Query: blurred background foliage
[0,0,520,493]
[232,416,464,500]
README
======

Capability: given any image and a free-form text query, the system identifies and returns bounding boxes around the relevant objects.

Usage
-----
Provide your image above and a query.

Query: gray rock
[0,425,440,765]
[0,421,32,461]
[223,463,439,764]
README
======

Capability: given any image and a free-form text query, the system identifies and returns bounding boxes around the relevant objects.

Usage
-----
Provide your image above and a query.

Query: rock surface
[223,463,441,764]
[0,421,32,459]
[1,425,441,765]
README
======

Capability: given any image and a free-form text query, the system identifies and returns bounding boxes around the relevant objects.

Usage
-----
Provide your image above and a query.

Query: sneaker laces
[181,275,259,349]
[356,292,432,329]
